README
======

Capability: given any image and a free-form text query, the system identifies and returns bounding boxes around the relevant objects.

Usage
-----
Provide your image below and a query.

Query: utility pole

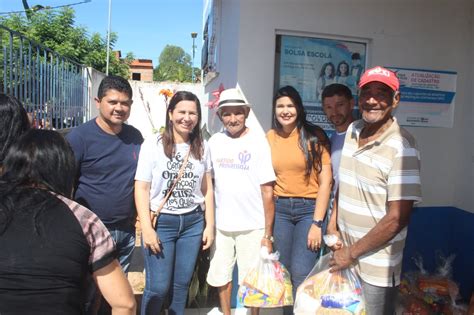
[106,0,112,75]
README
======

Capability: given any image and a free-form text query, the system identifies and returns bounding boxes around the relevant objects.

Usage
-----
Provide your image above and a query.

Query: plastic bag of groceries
[238,246,293,308]
[399,252,465,314]
[294,252,365,315]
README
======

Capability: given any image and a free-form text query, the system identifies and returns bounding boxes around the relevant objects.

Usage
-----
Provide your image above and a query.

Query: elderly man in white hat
[206,88,275,315]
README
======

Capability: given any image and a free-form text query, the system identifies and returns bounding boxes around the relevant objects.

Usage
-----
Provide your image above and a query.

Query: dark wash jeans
[273,197,321,315]
[86,221,136,315]
[107,222,136,273]
[141,207,204,315]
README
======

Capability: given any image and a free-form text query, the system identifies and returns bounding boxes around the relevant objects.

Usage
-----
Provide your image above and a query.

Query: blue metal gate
[0,24,90,129]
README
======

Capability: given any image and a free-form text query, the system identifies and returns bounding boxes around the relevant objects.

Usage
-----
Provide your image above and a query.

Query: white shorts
[206,228,264,287]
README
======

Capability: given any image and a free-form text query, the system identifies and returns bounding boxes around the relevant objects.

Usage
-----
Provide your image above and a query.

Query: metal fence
[0,24,90,129]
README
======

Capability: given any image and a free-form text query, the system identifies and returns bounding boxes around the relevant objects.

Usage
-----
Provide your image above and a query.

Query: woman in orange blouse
[267,86,332,313]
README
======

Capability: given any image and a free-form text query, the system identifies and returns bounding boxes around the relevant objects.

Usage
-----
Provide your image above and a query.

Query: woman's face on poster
[325,64,333,76]
[339,63,348,76]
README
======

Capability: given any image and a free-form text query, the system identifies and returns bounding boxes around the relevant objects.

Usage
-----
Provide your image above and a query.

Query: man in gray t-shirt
[322,84,354,194]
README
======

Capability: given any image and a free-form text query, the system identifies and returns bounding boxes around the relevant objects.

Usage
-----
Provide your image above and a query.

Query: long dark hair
[162,91,204,160]
[0,130,76,234]
[337,61,350,77]
[273,86,329,176]
[319,62,335,79]
[0,94,30,166]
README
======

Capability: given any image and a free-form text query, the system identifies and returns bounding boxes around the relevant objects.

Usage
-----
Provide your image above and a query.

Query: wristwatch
[263,234,274,242]
[312,219,324,228]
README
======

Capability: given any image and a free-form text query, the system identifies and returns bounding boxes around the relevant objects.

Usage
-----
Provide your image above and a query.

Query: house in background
[113,51,154,82]
[129,59,154,82]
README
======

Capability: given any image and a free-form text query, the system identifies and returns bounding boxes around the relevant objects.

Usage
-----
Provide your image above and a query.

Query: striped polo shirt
[338,118,422,287]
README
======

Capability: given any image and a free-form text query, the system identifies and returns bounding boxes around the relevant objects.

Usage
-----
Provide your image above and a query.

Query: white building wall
[205,0,241,133]
[87,67,106,120]
[127,81,205,140]
[207,0,473,212]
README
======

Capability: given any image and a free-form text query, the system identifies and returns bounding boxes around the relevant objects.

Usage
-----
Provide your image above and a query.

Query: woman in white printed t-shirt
[135,91,214,315]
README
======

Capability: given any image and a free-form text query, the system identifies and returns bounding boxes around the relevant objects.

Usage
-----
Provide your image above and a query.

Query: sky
[0,0,204,67]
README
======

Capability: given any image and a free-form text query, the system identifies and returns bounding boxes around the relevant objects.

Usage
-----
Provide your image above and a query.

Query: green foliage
[109,51,134,79]
[154,45,197,82]
[0,7,132,78]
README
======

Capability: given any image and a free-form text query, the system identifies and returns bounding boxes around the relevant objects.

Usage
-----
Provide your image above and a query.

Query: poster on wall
[277,35,367,130]
[388,67,457,128]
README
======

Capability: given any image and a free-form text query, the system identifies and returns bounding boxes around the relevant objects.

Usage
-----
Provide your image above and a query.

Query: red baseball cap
[358,66,399,91]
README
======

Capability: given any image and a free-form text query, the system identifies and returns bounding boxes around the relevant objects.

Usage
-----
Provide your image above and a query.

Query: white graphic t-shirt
[135,137,212,215]
[209,128,276,232]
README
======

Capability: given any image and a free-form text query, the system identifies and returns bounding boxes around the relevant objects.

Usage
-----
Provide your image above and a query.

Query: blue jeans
[107,223,136,273]
[141,208,204,315]
[86,221,136,315]
[273,197,321,314]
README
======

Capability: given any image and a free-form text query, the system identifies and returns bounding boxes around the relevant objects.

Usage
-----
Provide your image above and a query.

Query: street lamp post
[191,32,197,83]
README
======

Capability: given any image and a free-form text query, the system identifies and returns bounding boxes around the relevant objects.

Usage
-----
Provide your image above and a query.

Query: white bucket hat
[218,88,251,108]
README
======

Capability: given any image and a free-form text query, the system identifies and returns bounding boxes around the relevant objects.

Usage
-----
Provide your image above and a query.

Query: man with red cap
[328,66,422,314]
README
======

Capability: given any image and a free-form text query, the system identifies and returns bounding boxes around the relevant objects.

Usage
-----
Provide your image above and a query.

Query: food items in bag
[238,247,293,308]
[242,259,286,298]
[400,295,431,315]
[294,254,365,315]
[321,293,360,309]
[417,276,459,297]
[398,252,468,315]
[238,285,293,308]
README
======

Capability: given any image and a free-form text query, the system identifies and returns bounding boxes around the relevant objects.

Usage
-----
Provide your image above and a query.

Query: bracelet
[262,234,274,242]
[312,219,323,228]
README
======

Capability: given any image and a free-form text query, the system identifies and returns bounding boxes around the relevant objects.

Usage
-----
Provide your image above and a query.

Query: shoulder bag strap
[150,149,191,227]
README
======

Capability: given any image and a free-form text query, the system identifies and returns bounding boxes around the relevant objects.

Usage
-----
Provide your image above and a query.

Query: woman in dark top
[0,129,136,315]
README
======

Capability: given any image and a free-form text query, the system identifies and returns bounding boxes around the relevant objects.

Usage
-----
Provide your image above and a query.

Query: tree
[109,51,135,78]
[0,6,133,78]
[81,32,134,77]
[154,45,195,82]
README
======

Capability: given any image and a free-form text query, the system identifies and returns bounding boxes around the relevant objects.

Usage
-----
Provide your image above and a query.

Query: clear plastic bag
[238,247,293,308]
[399,252,464,314]
[294,253,366,315]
